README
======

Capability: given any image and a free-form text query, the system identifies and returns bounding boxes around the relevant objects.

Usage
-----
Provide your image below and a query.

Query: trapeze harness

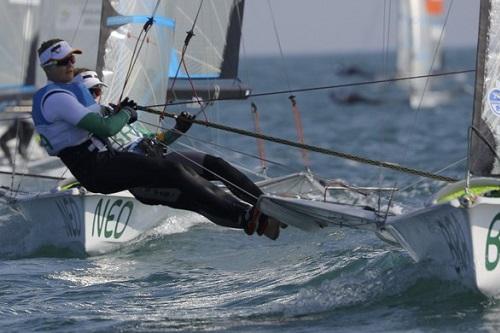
[32,83,249,229]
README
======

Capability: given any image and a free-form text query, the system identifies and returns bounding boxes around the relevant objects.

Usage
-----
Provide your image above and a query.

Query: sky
[242,0,480,55]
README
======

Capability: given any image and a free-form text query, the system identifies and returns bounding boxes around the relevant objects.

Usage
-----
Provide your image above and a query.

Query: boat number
[55,197,82,237]
[92,198,134,239]
[485,213,500,271]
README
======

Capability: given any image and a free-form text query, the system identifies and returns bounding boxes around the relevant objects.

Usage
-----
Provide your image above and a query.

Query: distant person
[0,117,35,165]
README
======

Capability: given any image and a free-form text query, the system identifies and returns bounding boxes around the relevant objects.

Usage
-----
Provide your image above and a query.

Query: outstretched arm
[76,109,132,138]
[156,111,194,145]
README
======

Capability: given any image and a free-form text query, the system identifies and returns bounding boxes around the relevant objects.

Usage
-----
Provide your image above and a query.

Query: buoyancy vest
[32,82,97,155]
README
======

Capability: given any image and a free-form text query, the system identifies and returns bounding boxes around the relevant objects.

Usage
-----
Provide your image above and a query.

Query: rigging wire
[70,0,90,44]
[119,0,161,102]
[377,0,394,215]
[164,0,209,125]
[142,69,475,108]
[136,106,458,183]
[266,0,292,92]
[266,0,309,168]
[168,0,204,99]
[139,119,299,175]
[383,0,456,221]
[9,0,37,196]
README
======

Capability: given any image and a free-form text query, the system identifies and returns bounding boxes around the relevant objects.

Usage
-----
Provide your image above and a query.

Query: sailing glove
[174,111,195,133]
[119,97,138,124]
[120,97,137,110]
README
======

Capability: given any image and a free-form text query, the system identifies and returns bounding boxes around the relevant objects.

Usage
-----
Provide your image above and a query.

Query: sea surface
[2,49,498,332]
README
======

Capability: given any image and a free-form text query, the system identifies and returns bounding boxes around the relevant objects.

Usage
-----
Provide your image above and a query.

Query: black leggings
[163,152,263,205]
[60,148,253,229]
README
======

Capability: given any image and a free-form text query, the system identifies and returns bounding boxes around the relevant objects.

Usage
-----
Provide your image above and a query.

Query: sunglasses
[43,55,76,67]
[89,87,103,97]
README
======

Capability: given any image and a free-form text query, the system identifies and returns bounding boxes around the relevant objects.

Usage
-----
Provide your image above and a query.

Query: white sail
[397,0,447,109]
[166,0,249,100]
[34,0,101,89]
[0,0,40,100]
[98,0,174,113]
[470,0,500,176]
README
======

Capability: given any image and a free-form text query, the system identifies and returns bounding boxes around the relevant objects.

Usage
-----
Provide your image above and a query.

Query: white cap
[39,40,82,67]
[74,71,108,88]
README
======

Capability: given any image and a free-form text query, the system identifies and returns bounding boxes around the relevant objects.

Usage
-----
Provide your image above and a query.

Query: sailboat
[397,0,451,109]
[0,0,336,256]
[257,0,500,297]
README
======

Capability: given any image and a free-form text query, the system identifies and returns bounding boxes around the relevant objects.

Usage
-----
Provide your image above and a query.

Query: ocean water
[2,49,498,332]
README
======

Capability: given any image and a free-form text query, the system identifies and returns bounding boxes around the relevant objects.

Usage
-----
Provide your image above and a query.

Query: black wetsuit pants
[59,142,262,229]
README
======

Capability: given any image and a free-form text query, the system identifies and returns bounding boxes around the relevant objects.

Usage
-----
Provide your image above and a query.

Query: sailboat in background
[397,0,451,109]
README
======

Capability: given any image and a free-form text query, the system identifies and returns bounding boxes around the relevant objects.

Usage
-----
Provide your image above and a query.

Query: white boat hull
[6,188,191,256]
[387,178,500,296]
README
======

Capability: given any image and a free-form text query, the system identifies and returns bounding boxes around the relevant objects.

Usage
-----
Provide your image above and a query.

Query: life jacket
[32,82,96,155]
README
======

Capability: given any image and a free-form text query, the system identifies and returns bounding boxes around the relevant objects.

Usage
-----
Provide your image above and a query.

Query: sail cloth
[97,0,175,133]
[470,0,500,176]
[166,0,250,100]
[398,0,445,79]
[397,0,447,109]
[35,0,102,89]
[0,0,41,103]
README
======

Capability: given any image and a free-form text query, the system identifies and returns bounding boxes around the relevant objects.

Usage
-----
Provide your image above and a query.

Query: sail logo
[55,197,82,238]
[92,198,134,239]
[488,88,500,116]
[486,213,500,271]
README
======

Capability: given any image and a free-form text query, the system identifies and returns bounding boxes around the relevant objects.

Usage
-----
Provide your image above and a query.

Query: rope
[168,0,204,96]
[143,69,476,109]
[383,0,456,221]
[70,0,90,44]
[250,102,267,171]
[119,0,161,101]
[137,106,458,183]
[139,118,298,174]
[289,95,309,168]
[0,170,64,181]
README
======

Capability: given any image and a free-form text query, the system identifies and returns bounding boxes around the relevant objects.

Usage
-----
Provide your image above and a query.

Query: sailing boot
[240,206,280,240]
[241,206,260,236]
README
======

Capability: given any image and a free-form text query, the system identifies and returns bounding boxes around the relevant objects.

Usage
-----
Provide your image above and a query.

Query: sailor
[33,38,278,239]
[72,67,279,238]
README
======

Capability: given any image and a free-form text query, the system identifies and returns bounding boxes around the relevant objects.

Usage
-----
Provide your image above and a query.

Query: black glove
[119,97,138,124]
[119,97,137,110]
[174,111,195,133]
